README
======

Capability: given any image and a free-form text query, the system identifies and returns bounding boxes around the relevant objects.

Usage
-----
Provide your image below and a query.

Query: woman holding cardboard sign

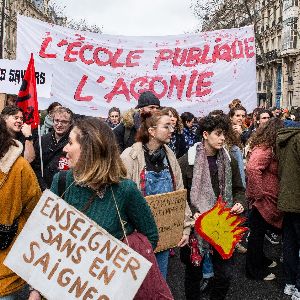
[49,117,175,299]
[121,110,193,279]
[0,116,41,300]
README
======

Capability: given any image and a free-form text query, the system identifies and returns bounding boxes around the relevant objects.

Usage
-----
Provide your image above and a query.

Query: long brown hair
[0,116,17,159]
[136,110,169,144]
[225,123,243,150]
[72,117,127,187]
[249,118,284,153]
[161,107,183,133]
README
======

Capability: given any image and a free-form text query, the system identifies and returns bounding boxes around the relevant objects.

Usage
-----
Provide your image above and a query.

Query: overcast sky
[50,0,201,36]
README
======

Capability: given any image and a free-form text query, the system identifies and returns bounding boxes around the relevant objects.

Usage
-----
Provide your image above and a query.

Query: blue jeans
[155,250,169,279]
[282,212,300,289]
[145,167,173,279]
[0,285,28,300]
[145,169,173,196]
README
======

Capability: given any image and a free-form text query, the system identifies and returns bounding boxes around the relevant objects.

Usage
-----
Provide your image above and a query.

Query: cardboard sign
[17,15,257,116]
[145,189,187,253]
[4,190,151,300]
[194,196,248,259]
[0,59,53,98]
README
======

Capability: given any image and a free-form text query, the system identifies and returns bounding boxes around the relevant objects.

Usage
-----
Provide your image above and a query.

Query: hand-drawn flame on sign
[194,196,248,259]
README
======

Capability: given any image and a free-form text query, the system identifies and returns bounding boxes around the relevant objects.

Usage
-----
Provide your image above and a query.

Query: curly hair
[249,118,284,153]
[228,104,247,118]
[225,123,243,150]
[161,107,183,133]
[198,115,230,136]
[229,98,242,110]
[0,116,17,159]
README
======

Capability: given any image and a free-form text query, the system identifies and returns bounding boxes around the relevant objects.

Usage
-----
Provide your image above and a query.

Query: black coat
[32,130,70,190]
[169,132,186,159]
[113,123,137,153]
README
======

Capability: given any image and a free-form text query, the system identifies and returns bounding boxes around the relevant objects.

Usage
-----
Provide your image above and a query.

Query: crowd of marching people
[1,91,300,300]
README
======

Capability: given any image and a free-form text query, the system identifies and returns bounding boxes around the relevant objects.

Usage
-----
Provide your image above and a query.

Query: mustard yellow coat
[0,141,41,297]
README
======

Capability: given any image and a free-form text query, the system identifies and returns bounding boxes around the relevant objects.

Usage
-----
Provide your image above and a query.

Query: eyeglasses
[152,125,174,131]
[12,116,23,122]
[53,119,70,125]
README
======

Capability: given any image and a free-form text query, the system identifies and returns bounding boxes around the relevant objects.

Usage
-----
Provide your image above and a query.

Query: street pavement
[167,239,290,300]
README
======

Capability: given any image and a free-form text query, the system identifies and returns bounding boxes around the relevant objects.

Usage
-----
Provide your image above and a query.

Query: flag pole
[37,124,44,178]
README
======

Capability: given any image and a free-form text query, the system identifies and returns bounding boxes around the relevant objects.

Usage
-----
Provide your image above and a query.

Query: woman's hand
[230,202,244,215]
[232,125,243,135]
[177,234,189,247]
[28,290,41,300]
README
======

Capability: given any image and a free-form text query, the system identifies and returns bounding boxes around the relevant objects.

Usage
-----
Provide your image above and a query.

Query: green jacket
[50,171,159,249]
[277,128,300,213]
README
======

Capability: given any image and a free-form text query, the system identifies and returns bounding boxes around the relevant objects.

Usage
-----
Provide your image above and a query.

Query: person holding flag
[1,106,35,163]
[0,115,41,300]
[1,54,40,164]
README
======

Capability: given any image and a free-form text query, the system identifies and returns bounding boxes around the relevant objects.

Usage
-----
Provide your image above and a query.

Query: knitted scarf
[190,142,233,255]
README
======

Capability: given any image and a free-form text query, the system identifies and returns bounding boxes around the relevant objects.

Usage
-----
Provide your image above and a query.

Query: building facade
[202,0,300,108]
[0,0,65,59]
[0,0,66,110]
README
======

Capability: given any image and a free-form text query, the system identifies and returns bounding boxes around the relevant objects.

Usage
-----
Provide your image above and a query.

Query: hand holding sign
[4,190,152,300]
[194,196,248,259]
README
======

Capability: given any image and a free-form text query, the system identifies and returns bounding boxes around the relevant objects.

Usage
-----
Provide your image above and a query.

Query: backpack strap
[58,171,67,199]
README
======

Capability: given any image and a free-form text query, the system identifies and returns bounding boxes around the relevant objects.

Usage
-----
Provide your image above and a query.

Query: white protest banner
[4,190,151,300]
[0,59,52,98]
[17,15,257,117]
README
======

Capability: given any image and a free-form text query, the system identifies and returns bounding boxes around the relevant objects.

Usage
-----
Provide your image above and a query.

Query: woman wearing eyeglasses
[121,110,193,279]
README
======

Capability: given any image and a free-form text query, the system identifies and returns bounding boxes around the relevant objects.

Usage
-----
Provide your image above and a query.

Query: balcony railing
[256,49,281,64]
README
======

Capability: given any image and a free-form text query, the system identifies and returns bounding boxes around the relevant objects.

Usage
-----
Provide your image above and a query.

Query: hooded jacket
[277,128,300,212]
[114,109,140,152]
[0,141,41,296]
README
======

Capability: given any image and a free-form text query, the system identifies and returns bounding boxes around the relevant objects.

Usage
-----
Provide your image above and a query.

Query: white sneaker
[268,261,277,268]
[292,289,300,300]
[263,273,276,281]
[284,284,296,296]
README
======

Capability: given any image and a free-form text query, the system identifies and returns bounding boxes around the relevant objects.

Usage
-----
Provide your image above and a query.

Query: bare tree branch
[193,0,283,107]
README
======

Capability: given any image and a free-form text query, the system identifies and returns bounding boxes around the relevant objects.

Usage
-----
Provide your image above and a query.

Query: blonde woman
[50,117,158,250]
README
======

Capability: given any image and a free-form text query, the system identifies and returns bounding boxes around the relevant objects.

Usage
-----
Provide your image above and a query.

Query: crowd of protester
[1,91,300,300]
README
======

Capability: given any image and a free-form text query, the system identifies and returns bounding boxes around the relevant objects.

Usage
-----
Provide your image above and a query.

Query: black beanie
[136,91,160,109]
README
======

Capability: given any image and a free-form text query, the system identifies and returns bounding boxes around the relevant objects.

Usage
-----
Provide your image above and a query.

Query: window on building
[271,38,275,49]
[278,35,282,49]
[288,91,294,106]
[283,17,298,49]
[284,0,299,11]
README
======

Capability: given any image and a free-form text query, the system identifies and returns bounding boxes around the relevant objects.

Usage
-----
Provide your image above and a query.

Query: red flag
[16,53,40,129]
